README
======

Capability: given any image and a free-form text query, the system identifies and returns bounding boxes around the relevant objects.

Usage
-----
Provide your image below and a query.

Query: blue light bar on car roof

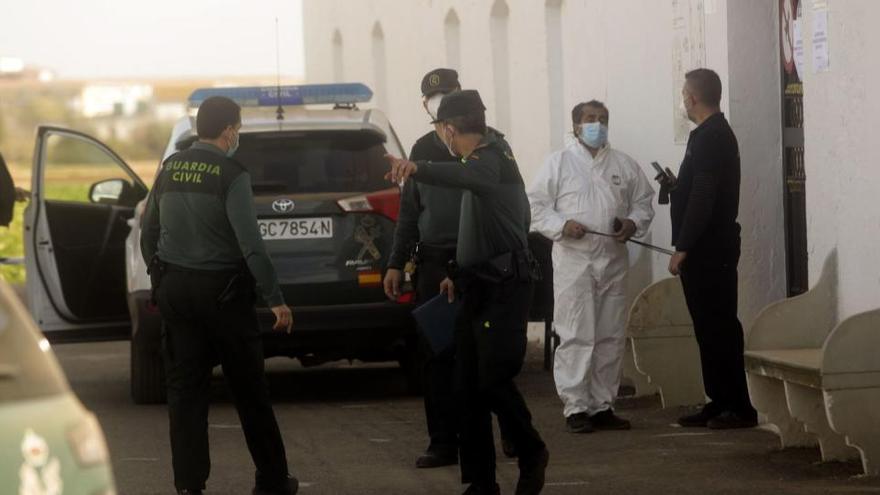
[187,83,373,108]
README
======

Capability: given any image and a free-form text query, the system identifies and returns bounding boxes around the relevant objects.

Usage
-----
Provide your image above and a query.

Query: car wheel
[131,334,166,404]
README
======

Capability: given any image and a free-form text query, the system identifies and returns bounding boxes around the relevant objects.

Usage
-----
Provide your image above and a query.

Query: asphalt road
[53,340,880,495]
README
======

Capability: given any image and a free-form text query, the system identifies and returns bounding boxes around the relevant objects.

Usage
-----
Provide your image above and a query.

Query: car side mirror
[89,179,129,205]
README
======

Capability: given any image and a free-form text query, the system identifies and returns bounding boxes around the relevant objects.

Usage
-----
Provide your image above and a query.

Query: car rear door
[24,126,148,339]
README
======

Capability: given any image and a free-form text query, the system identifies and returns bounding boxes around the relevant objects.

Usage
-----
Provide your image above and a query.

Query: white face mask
[442,126,458,157]
[426,93,444,121]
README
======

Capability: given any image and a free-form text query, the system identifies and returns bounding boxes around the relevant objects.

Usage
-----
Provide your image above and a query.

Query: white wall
[726,0,787,327]
[801,0,880,320]
[303,0,788,327]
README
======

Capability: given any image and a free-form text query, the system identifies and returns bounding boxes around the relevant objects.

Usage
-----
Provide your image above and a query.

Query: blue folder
[412,294,461,354]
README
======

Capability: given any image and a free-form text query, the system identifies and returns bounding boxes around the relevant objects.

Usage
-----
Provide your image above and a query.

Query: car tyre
[131,335,167,404]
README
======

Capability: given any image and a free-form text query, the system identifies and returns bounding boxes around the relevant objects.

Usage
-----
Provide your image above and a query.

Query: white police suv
[23,84,417,403]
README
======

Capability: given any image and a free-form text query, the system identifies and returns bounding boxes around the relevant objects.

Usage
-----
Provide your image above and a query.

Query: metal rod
[587,231,675,256]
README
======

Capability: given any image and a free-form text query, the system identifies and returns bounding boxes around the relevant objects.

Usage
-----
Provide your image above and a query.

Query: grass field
[0,160,156,284]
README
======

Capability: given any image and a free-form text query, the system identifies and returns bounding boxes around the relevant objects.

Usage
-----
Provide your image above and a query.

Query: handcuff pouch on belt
[449,249,541,285]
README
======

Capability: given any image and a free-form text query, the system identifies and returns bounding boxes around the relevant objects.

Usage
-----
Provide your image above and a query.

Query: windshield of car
[0,294,68,402]
[235,130,391,195]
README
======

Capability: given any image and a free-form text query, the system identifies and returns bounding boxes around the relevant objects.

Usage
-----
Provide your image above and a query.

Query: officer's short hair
[196,96,241,139]
[571,100,609,128]
[445,113,487,135]
[685,68,722,107]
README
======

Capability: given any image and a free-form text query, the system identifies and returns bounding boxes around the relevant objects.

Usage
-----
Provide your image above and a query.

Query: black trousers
[415,254,459,450]
[157,268,291,492]
[679,253,756,417]
[455,277,545,485]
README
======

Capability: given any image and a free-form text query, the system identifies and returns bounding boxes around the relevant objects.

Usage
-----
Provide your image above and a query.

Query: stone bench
[626,277,705,407]
[745,253,880,476]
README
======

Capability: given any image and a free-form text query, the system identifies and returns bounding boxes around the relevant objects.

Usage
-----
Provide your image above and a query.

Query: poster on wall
[672,0,706,144]
[811,8,830,72]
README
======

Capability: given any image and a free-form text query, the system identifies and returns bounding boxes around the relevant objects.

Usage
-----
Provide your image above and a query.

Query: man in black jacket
[384,68,464,468]
[0,151,29,228]
[668,68,757,430]
[386,90,548,495]
[385,69,516,468]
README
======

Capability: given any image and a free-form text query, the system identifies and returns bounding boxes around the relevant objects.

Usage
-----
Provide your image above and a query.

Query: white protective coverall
[528,141,655,417]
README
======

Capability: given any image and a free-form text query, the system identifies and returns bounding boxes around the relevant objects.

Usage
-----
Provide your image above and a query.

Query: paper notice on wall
[812,9,829,72]
[793,18,805,77]
[672,0,706,144]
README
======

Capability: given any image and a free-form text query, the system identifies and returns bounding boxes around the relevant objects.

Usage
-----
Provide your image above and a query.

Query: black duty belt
[416,243,457,264]
[449,248,540,285]
[163,262,241,275]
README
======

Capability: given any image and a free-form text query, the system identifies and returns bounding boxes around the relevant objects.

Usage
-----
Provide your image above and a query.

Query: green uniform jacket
[413,132,530,268]
[140,142,284,307]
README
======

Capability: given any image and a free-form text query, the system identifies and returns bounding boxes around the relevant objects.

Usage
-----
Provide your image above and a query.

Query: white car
[24,84,417,404]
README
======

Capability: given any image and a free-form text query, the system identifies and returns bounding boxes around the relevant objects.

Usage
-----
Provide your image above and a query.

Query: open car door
[24,126,148,340]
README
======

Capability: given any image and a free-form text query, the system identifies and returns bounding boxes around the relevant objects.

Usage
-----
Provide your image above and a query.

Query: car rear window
[236,130,391,195]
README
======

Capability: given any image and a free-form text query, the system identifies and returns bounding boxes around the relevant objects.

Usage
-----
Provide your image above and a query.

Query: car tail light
[396,292,415,304]
[358,270,382,287]
[337,187,401,222]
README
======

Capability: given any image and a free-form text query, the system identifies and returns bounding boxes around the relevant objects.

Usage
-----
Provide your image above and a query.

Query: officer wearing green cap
[141,96,297,495]
[384,68,464,469]
[385,89,549,495]
[386,69,519,470]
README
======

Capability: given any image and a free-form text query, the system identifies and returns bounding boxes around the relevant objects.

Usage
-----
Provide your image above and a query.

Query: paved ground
[53,340,880,495]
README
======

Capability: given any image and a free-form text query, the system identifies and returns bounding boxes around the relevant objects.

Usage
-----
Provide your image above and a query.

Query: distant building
[75,84,154,118]
[0,57,24,76]
[0,57,54,82]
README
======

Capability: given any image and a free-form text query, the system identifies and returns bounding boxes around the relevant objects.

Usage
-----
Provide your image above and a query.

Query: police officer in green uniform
[384,68,465,468]
[141,96,297,495]
[386,90,548,495]
[386,69,519,469]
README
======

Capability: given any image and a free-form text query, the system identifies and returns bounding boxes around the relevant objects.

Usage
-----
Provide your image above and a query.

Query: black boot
[463,481,501,494]
[565,412,593,433]
[590,410,631,430]
[253,475,299,495]
[416,443,458,468]
[515,447,549,495]
[678,403,723,427]
[707,411,758,430]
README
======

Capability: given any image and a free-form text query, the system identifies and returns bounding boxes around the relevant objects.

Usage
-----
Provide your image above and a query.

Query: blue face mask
[226,130,240,157]
[579,122,608,149]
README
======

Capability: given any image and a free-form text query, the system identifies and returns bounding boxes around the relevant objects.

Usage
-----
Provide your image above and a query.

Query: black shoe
[590,410,631,430]
[253,475,299,495]
[501,436,518,458]
[516,447,549,495]
[463,481,501,494]
[677,403,723,427]
[707,411,758,430]
[565,412,594,433]
[177,491,202,495]
[416,445,458,468]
